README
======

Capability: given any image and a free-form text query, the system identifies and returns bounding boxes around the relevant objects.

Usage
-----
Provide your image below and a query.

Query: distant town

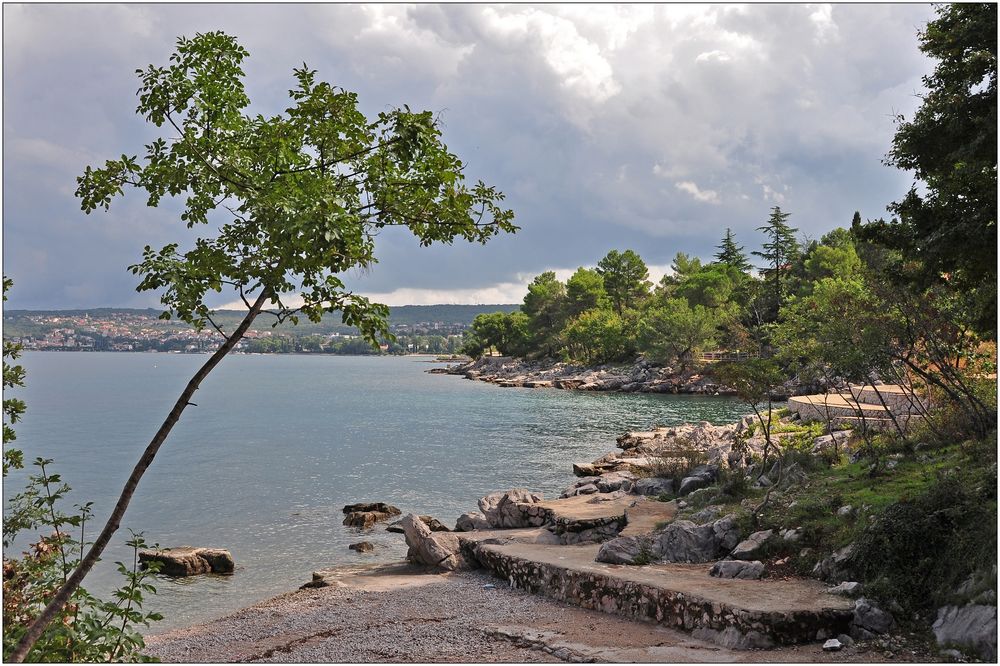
[3,304,519,355]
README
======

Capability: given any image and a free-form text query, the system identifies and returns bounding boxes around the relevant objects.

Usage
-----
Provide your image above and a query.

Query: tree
[675,263,742,311]
[522,272,567,357]
[637,298,718,367]
[562,309,629,365]
[564,267,608,319]
[714,359,786,477]
[596,249,650,314]
[863,4,996,335]
[464,311,530,357]
[752,206,799,318]
[714,228,751,273]
[9,32,516,662]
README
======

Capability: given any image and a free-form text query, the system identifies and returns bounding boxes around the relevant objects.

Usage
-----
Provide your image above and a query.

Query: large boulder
[851,597,896,638]
[596,471,636,493]
[633,477,674,497]
[729,529,775,560]
[342,502,401,529]
[601,513,738,568]
[710,560,766,580]
[478,489,543,528]
[139,547,234,576]
[387,515,450,533]
[595,534,655,565]
[454,512,490,532]
[932,604,997,661]
[677,476,710,497]
[812,543,855,583]
[398,513,468,571]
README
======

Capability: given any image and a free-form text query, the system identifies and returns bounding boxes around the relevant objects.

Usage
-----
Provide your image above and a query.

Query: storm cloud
[2,4,935,308]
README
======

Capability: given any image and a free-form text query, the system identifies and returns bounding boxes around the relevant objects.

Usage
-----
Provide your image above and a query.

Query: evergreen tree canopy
[714,228,752,272]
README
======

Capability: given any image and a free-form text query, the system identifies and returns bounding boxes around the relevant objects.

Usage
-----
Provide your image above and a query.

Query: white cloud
[480,7,621,103]
[675,181,721,204]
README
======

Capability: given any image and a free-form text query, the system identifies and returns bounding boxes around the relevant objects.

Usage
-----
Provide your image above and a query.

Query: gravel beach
[144,563,932,663]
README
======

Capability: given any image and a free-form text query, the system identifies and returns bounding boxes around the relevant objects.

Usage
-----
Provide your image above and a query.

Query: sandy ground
[144,564,938,663]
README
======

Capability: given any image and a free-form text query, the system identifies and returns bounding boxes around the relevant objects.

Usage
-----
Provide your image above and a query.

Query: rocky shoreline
[431,355,826,397]
[146,401,993,662]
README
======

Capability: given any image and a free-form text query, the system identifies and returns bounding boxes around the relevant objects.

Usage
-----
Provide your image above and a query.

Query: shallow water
[7,352,748,631]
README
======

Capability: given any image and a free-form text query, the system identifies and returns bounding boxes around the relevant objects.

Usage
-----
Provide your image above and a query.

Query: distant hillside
[3,304,521,338]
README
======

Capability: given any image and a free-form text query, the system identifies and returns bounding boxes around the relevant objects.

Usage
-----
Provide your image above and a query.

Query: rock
[827,581,862,597]
[596,471,636,493]
[754,475,773,488]
[779,462,808,488]
[677,475,710,496]
[932,605,997,661]
[836,505,855,518]
[587,489,627,503]
[780,527,802,542]
[342,502,401,529]
[813,543,855,583]
[709,560,765,580]
[812,430,851,453]
[690,506,721,524]
[454,511,490,532]
[560,476,600,498]
[575,483,599,495]
[572,463,599,477]
[348,541,375,553]
[652,515,741,563]
[853,597,895,636]
[478,489,544,529]
[387,515,450,533]
[138,547,234,576]
[730,529,774,560]
[822,638,843,652]
[633,477,674,496]
[594,534,655,565]
[711,514,742,552]
[398,513,467,571]
[836,633,855,647]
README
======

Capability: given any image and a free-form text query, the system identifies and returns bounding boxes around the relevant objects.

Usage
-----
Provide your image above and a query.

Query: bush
[639,447,707,486]
[848,463,997,617]
[3,459,163,662]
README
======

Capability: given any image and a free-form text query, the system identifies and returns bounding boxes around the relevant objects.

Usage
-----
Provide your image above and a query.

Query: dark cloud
[2,4,935,308]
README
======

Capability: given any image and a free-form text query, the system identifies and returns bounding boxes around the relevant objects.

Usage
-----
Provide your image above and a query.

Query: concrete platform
[466,541,854,649]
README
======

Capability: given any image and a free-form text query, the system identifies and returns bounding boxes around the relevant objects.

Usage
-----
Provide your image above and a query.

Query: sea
[5,352,748,632]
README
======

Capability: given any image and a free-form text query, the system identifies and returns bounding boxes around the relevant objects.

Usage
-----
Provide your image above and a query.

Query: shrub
[849,464,997,617]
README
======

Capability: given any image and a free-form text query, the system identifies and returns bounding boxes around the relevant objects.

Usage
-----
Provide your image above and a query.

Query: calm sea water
[6,352,747,632]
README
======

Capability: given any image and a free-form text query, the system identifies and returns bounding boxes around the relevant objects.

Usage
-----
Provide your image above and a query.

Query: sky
[2,3,937,310]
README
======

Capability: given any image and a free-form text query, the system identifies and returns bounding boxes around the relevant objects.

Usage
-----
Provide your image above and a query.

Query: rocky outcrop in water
[342,502,401,529]
[478,489,544,529]
[139,546,235,576]
[399,513,469,571]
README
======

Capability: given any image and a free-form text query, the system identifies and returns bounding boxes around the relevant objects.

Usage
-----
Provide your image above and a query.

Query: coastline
[432,355,825,398]
[144,563,909,663]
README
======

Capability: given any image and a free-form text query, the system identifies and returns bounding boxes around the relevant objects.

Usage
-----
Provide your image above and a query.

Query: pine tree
[714,228,751,273]
[752,207,799,317]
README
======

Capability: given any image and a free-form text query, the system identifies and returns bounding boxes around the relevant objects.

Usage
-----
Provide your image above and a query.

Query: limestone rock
[138,547,234,576]
[596,471,636,493]
[677,475,710,496]
[454,511,490,532]
[595,534,655,565]
[813,543,855,583]
[709,560,765,580]
[633,477,674,496]
[822,638,843,652]
[827,581,862,597]
[478,489,544,529]
[852,597,895,636]
[653,515,741,564]
[348,541,374,553]
[780,527,803,542]
[711,514,742,552]
[398,513,467,571]
[342,502,401,529]
[932,604,997,661]
[575,483,599,495]
[387,515,450,533]
[730,529,775,561]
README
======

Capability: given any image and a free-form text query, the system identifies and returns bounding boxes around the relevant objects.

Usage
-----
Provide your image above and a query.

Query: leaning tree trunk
[9,291,270,663]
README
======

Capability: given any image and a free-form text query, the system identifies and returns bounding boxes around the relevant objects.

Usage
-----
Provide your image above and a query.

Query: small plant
[3,459,163,662]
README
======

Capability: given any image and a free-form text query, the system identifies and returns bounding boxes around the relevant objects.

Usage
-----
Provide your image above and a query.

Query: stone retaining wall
[466,545,852,649]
